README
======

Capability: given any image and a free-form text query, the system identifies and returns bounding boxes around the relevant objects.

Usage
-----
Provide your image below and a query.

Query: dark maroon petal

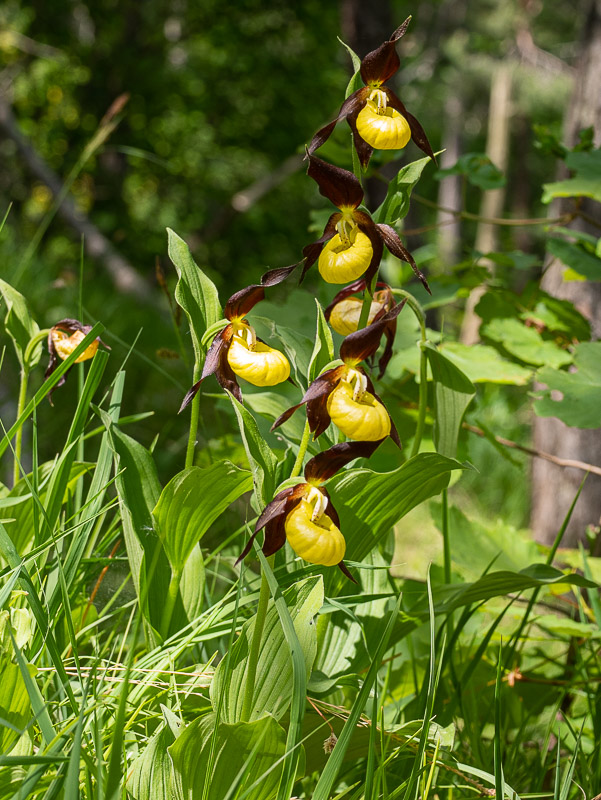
[202,325,233,379]
[179,326,237,412]
[384,89,436,163]
[306,392,333,439]
[338,560,358,583]
[225,285,265,320]
[271,366,345,431]
[339,301,406,364]
[360,18,411,85]
[321,488,341,528]
[376,223,431,294]
[301,213,340,281]
[354,211,385,284]
[307,154,364,210]
[255,484,308,532]
[216,342,242,403]
[377,320,397,378]
[236,527,260,564]
[262,516,288,557]
[304,439,383,483]
[260,262,300,286]
[308,89,367,157]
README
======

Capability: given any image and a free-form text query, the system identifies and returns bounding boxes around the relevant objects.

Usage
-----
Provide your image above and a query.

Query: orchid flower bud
[226,325,290,387]
[329,296,386,336]
[356,89,411,150]
[285,495,346,567]
[327,375,391,442]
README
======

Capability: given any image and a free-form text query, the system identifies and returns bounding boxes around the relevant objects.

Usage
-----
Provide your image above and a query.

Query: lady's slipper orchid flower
[45,319,107,403]
[272,302,405,445]
[325,279,396,377]
[237,440,382,579]
[180,265,296,411]
[302,155,429,292]
[308,18,434,168]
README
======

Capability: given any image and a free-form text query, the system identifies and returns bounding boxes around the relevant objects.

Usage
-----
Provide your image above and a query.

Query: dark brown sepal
[307,89,367,159]
[271,365,345,433]
[378,318,397,378]
[307,153,364,210]
[179,325,240,412]
[301,213,340,281]
[324,279,367,320]
[304,439,383,483]
[338,560,357,583]
[354,211,385,284]
[359,17,411,85]
[255,484,307,532]
[339,301,406,364]
[384,89,436,164]
[376,223,431,294]
[237,484,307,564]
[224,263,300,320]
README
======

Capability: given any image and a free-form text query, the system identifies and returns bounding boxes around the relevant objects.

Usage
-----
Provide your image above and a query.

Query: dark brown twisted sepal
[224,263,300,320]
[303,439,383,484]
[271,365,346,438]
[384,90,436,163]
[307,89,368,163]
[360,17,411,85]
[179,324,241,412]
[339,300,406,364]
[236,483,307,564]
[307,153,364,209]
[376,223,431,294]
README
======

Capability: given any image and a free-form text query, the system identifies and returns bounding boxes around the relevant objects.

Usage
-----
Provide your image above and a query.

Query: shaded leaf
[482,317,572,368]
[426,344,475,459]
[533,342,601,428]
[547,237,601,282]
[308,299,335,383]
[227,391,278,506]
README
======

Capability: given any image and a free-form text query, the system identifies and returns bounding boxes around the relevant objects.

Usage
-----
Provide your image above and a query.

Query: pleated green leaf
[426,343,475,459]
[227,392,278,506]
[210,576,323,723]
[127,725,176,800]
[152,462,252,573]
[169,713,287,800]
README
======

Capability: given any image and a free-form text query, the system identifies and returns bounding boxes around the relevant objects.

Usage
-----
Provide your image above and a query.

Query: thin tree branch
[0,98,154,302]
[463,422,601,477]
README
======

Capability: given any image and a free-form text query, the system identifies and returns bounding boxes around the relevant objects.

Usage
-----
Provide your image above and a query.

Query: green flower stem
[241,553,274,723]
[357,284,373,331]
[12,366,29,487]
[184,362,202,469]
[391,289,428,458]
[160,566,182,640]
[441,488,451,585]
[291,420,311,479]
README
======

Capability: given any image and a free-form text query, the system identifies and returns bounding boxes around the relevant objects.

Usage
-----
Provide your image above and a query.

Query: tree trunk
[531,0,601,549]
[460,62,513,345]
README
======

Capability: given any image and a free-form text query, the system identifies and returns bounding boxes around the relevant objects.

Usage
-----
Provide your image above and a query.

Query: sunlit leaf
[482,317,572,369]
[0,279,40,369]
[426,344,475,459]
[373,155,434,224]
[533,342,601,428]
[227,391,278,506]
[308,299,334,383]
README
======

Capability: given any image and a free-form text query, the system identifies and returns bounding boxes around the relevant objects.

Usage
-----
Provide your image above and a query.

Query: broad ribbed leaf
[308,299,334,383]
[227,392,278,506]
[534,342,601,428]
[329,453,470,562]
[127,725,175,800]
[210,576,323,723]
[168,228,221,362]
[169,713,287,800]
[426,343,475,459]
[152,462,252,572]
[0,660,34,754]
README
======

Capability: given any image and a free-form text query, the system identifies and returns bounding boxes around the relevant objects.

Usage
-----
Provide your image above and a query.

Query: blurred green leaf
[547,237,601,281]
[0,279,40,369]
[152,462,252,573]
[482,317,572,368]
[439,343,533,385]
[435,153,505,190]
[169,713,288,800]
[168,228,221,363]
[533,342,601,428]
[426,344,475,459]
[542,148,601,203]
[210,576,323,723]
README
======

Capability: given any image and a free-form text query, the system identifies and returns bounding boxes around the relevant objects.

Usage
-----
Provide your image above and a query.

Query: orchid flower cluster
[45,20,433,580]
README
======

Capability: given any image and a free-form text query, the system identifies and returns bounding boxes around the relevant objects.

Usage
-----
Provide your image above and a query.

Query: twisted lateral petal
[227,336,290,387]
[285,499,346,567]
[327,380,391,442]
[307,153,364,209]
[356,101,411,150]
[318,230,373,284]
[329,296,385,335]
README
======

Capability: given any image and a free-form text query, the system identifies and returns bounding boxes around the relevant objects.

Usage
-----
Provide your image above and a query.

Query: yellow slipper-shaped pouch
[227,336,290,386]
[329,297,384,336]
[356,100,411,150]
[327,379,391,441]
[285,499,346,566]
[318,229,373,284]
